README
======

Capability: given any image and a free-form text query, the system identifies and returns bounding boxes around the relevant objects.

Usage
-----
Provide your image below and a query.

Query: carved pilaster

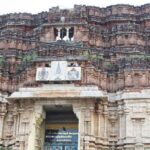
[97,102,103,138]
[146,107,150,115]
[103,101,108,139]
[123,104,130,138]
[34,105,45,150]
[0,115,5,143]
[73,101,96,150]
[117,101,124,143]
[0,103,7,140]
[73,105,84,150]
[6,113,14,137]
[132,118,145,144]
[108,112,118,138]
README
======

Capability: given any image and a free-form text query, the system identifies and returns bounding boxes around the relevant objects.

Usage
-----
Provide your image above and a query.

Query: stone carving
[6,113,14,137]
[0,4,149,150]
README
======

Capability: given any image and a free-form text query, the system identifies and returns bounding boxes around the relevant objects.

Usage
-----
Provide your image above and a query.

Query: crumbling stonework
[0,4,150,150]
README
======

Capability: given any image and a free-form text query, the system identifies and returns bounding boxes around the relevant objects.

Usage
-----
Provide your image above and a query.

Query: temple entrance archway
[9,84,106,150]
[44,105,78,150]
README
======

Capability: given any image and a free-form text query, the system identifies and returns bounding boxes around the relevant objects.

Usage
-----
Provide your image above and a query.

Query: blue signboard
[45,129,78,150]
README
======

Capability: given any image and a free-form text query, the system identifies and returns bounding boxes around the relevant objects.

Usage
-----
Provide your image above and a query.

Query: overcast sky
[0,0,149,15]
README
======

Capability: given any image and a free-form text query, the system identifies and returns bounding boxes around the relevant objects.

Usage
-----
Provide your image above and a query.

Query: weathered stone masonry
[0,4,150,150]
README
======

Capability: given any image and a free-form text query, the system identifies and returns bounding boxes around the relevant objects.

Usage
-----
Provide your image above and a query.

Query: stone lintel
[8,84,106,100]
[108,89,150,101]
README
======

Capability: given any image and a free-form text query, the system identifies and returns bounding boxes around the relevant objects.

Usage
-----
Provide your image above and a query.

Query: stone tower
[0,4,150,150]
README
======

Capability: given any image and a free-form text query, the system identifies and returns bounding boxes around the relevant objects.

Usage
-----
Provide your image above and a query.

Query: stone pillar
[124,105,130,138]
[118,101,123,143]
[27,112,36,150]
[90,107,95,136]
[27,104,45,150]
[146,107,150,138]
[66,27,70,41]
[132,119,144,145]
[90,106,97,150]
[0,115,5,139]
[73,102,96,150]
[77,102,96,150]
[73,106,84,150]
[103,102,108,138]
[12,108,18,138]
[98,110,101,138]
[84,109,91,150]
[97,102,103,138]
[0,103,7,141]
[6,113,14,137]
[35,105,45,150]
[63,27,70,41]
[56,28,61,40]
[16,108,26,150]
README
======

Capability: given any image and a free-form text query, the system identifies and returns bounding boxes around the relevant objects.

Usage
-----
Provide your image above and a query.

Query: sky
[0,0,149,15]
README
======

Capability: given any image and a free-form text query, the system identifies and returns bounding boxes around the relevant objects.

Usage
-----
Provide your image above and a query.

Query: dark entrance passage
[44,105,78,150]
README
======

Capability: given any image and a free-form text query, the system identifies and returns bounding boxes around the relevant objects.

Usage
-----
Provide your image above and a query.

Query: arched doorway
[44,105,78,150]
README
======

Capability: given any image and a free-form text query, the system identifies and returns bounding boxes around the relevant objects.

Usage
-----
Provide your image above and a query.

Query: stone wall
[0,85,150,150]
[0,4,149,150]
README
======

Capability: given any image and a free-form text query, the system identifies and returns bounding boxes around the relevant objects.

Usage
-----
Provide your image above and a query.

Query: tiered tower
[0,4,150,150]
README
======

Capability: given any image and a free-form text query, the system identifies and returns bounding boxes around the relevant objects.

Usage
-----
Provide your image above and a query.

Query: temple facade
[0,4,150,150]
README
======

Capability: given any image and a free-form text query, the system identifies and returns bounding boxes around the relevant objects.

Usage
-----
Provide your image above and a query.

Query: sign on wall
[45,129,78,150]
[67,67,81,81]
[36,61,81,81]
[50,61,67,81]
[36,67,51,81]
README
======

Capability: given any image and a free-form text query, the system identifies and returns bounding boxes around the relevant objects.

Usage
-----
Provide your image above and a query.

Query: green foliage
[90,54,97,60]
[22,52,38,62]
[22,55,28,62]
[0,55,5,65]
[129,55,145,59]
[15,51,38,73]
[16,64,22,72]
[97,55,104,60]
[128,54,150,60]
[145,55,150,60]
[89,54,104,61]
[105,63,113,69]
[82,50,89,56]
[82,50,103,61]
[31,51,38,60]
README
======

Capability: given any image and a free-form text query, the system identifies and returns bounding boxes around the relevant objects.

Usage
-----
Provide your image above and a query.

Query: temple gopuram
[0,4,150,150]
